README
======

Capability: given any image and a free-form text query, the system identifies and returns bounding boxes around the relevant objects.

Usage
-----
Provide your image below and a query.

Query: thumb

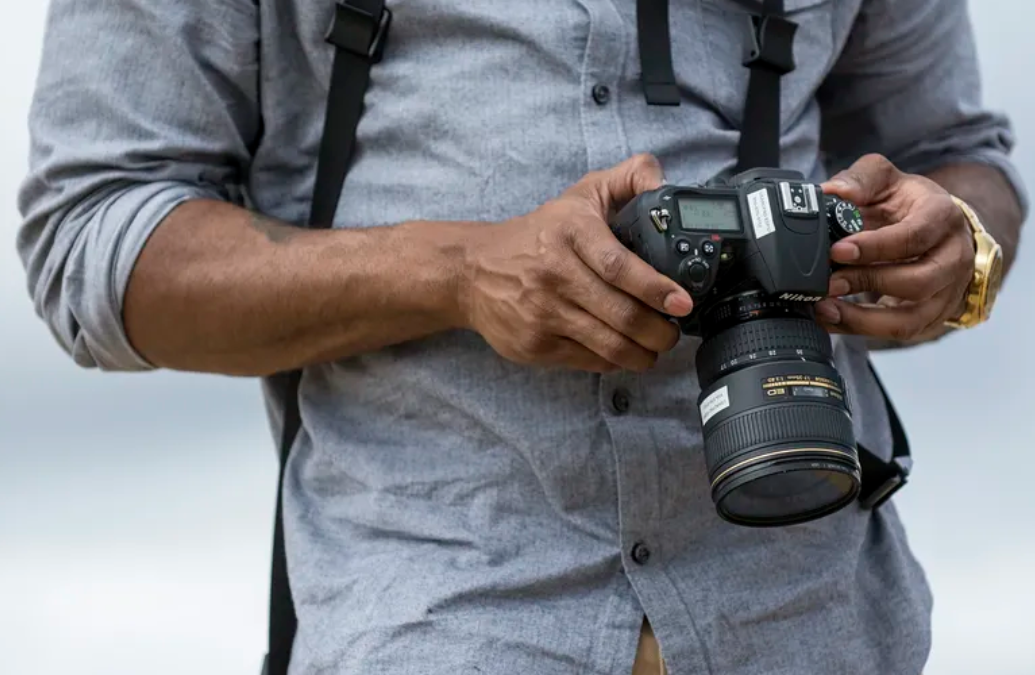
[571,153,666,213]
[822,153,901,206]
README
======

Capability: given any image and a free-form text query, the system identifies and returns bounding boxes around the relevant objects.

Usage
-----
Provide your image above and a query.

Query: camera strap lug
[650,208,672,233]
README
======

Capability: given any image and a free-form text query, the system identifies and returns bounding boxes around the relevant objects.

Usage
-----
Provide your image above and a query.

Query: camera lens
[695,290,861,527]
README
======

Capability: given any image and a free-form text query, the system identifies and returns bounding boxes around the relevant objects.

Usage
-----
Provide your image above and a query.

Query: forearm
[124,199,473,376]
[866,161,1025,351]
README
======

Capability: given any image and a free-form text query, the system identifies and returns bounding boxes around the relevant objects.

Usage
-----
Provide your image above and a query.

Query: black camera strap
[264,1,910,672]
[637,0,680,105]
[262,2,391,674]
[735,0,796,172]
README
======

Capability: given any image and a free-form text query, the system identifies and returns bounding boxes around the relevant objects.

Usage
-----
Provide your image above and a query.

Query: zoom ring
[704,403,855,475]
[696,318,833,388]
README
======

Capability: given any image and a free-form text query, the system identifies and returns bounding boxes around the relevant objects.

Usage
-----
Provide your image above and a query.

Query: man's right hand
[458,154,694,374]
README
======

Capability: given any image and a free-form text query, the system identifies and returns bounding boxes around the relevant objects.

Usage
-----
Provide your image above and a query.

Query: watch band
[944,196,1004,329]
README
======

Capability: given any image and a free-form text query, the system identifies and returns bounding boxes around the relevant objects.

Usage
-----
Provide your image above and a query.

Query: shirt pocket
[698,0,836,134]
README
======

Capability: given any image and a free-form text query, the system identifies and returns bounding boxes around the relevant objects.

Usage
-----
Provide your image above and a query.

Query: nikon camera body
[610,168,866,528]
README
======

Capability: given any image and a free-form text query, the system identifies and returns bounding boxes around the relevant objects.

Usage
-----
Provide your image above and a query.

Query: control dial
[826,197,864,241]
[682,256,711,291]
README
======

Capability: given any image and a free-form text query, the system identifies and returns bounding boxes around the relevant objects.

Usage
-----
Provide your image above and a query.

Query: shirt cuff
[901,150,1030,223]
[61,181,222,371]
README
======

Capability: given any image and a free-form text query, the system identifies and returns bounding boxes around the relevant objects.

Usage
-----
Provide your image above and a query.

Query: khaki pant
[632,617,667,675]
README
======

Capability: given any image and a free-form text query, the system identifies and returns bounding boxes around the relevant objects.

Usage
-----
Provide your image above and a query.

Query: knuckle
[611,298,643,333]
[520,288,557,324]
[516,329,552,359]
[599,334,638,366]
[905,221,932,257]
[914,269,940,299]
[527,259,560,291]
[866,153,895,176]
[597,246,630,284]
[631,152,660,173]
[889,320,920,342]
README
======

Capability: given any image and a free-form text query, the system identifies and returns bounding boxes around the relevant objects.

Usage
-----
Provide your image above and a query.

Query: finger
[568,225,694,317]
[584,289,680,354]
[821,153,902,207]
[829,199,961,265]
[559,259,680,352]
[569,153,666,213]
[560,305,660,372]
[814,288,953,341]
[544,339,621,374]
[829,231,972,302]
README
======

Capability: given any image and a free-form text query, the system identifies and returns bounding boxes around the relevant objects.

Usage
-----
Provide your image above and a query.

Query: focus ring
[704,402,855,476]
[696,318,833,388]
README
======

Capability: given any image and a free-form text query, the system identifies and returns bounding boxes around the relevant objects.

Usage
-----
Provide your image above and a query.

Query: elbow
[17,180,213,373]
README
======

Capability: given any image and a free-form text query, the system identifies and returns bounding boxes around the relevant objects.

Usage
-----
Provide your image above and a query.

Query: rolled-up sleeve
[818,0,1028,215]
[16,0,261,371]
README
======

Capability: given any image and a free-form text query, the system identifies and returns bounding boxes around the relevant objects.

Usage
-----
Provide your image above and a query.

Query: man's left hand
[815,154,975,342]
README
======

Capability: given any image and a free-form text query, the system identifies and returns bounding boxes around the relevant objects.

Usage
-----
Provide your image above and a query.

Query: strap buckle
[325,1,393,63]
[742,13,797,74]
[859,455,913,510]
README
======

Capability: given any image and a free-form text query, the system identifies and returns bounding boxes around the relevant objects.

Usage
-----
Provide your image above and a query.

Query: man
[16,0,1025,673]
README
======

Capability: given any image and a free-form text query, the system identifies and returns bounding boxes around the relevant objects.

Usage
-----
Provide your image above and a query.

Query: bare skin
[817,154,1024,346]
[123,154,694,377]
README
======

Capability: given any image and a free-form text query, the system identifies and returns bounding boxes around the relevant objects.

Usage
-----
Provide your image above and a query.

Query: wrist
[388,219,482,332]
[943,195,1004,330]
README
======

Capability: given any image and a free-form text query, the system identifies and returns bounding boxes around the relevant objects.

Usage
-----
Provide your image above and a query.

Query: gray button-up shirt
[17,0,1025,673]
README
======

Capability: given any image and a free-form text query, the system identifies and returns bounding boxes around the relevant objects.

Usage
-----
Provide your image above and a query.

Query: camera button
[630,542,651,565]
[687,260,709,285]
[675,239,692,255]
[701,240,717,257]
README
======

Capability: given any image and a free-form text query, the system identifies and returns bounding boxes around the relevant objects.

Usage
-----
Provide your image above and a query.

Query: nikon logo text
[779,293,824,302]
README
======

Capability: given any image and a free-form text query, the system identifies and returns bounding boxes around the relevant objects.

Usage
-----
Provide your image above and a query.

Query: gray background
[1,3,1032,674]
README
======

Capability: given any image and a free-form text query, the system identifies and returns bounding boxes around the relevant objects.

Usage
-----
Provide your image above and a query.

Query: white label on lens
[700,386,730,426]
[748,188,775,239]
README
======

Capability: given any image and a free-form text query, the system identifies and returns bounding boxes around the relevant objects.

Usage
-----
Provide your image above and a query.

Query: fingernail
[663,291,693,316]
[829,277,850,297]
[815,300,841,324]
[831,242,860,262]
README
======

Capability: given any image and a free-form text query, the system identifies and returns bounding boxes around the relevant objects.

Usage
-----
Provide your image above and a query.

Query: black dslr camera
[610,168,866,527]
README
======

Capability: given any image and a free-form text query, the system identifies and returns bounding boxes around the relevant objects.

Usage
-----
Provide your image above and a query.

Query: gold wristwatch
[944,196,1004,329]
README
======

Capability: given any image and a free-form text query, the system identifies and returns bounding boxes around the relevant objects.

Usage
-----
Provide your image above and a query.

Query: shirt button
[591,83,611,105]
[631,542,651,565]
[611,388,631,414]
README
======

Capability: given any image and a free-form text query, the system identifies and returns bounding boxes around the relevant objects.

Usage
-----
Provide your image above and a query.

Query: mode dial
[826,197,864,241]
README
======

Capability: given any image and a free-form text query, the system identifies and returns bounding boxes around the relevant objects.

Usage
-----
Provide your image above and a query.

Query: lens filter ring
[712,447,862,527]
